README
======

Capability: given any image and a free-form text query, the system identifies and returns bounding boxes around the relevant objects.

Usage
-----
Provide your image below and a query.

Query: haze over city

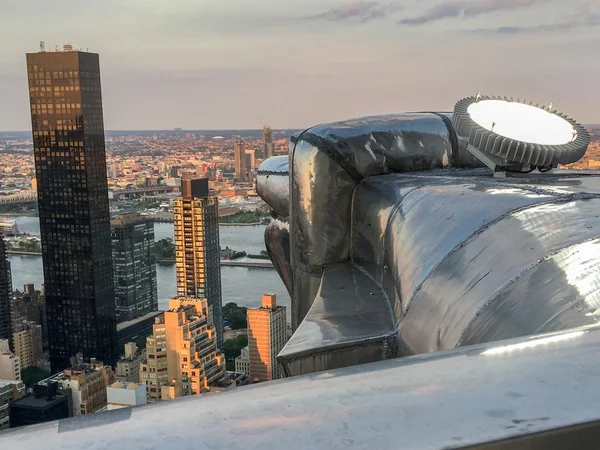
[1,0,599,130]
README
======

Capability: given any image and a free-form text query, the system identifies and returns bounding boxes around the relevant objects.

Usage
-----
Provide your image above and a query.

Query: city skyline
[0,0,599,131]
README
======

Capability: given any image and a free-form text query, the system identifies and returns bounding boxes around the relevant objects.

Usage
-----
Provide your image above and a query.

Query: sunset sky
[1,0,598,130]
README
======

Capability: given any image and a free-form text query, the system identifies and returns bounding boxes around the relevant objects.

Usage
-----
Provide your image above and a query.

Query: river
[6,216,291,319]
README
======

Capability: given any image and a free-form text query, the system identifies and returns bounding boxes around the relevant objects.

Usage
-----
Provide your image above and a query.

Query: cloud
[308,1,399,23]
[465,8,600,34]
[464,0,540,17]
[399,2,463,25]
[399,0,545,25]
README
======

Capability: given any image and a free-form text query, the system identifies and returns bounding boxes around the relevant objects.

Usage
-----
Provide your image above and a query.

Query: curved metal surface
[256,156,289,218]
[4,326,600,450]
[283,113,481,330]
[264,219,292,297]
[256,111,600,377]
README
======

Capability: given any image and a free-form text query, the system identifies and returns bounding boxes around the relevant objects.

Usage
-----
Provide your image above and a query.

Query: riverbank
[7,250,41,256]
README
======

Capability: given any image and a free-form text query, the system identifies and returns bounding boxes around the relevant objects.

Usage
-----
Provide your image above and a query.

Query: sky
[0,0,598,130]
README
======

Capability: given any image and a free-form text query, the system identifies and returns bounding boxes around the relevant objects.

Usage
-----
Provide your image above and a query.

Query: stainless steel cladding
[256,156,289,218]
[256,112,600,377]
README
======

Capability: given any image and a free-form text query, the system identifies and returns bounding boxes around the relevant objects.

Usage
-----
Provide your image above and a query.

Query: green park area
[219,210,269,224]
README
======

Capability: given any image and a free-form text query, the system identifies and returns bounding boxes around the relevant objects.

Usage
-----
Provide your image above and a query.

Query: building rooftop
[11,393,65,409]
[117,311,163,332]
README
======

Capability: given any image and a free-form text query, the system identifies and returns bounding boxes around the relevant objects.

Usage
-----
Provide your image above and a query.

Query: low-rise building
[106,381,147,410]
[0,379,24,430]
[51,359,115,416]
[115,342,146,383]
[9,380,68,428]
[235,346,250,375]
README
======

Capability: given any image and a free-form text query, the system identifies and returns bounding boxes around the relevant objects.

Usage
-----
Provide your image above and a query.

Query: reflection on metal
[256,110,599,377]
[4,326,600,449]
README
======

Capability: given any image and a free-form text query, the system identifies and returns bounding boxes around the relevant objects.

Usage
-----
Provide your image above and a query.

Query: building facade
[115,342,145,383]
[0,340,21,381]
[0,237,11,347]
[234,140,245,181]
[174,178,223,348]
[140,298,224,402]
[234,346,250,375]
[0,379,24,430]
[12,321,43,370]
[9,380,68,428]
[263,126,274,159]
[111,214,158,323]
[57,360,115,416]
[11,284,46,345]
[247,294,287,382]
[106,381,147,410]
[26,49,117,372]
[245,149,255,181]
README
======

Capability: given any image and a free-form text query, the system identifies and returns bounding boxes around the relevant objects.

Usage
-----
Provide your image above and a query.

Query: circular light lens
[467,100,576,145]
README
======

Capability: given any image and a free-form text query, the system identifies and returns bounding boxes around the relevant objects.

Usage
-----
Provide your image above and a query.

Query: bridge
[111,185,179,200]
[0,189,37,205]
[220,259,273,269]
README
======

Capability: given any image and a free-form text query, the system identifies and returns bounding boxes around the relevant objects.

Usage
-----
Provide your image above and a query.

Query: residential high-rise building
[26,49,117,372]
[174,178,223,347]
[244,149,255,181]
[247,294,288,382]
[0,237,11,347]
[234,140,245,181]
[0,340,21,381]
[263,126,274,159]
[140,298,225,402]
[12,321,43,370]
[111,214,158,323]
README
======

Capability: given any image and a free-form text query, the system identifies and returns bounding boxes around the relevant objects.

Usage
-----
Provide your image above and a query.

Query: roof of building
[11,394,66,409]
[116,310,164,332]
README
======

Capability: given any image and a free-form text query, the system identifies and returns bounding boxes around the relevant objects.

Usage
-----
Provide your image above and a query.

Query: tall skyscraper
[0,237,11,347]
[234,140,245,181]
[140,298,224,402]
[174,178,223,347]
[244,149,255,181]
[247,294,287,382]
[263,126,273,159]
[26,48,117,372]
[111,214,158,323]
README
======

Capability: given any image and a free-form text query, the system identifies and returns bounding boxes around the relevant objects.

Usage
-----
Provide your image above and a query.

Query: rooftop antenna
[39,41,45,52]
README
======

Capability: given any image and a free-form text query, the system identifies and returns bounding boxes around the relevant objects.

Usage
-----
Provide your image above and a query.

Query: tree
[222,335,248,361]
[223,302,247,330]
[21,366,51,388]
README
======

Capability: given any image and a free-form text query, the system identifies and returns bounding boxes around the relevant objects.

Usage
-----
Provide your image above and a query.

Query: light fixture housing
[453,95,590,171]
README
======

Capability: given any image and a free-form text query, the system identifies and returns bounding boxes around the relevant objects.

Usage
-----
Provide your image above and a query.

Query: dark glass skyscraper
[111,214,158,323]
[0,236,12,347]
[26,49,117,372]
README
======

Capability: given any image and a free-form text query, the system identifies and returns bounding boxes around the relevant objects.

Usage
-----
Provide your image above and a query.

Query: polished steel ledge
[3,325,600,449]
